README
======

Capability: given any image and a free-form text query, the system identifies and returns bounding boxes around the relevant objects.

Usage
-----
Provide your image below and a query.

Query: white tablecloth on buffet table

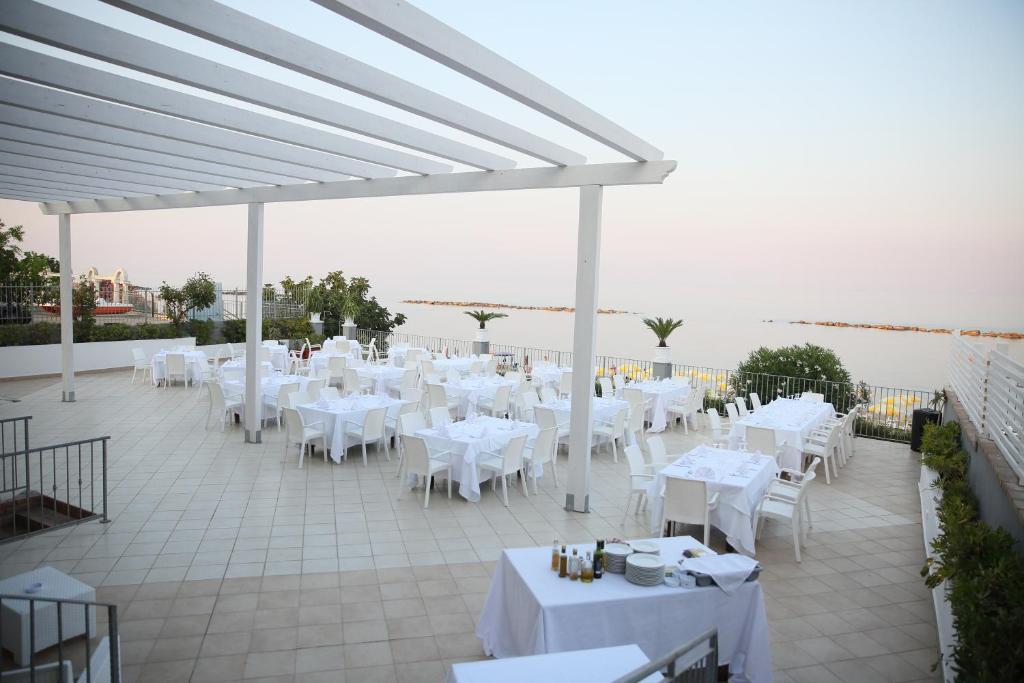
[446,644,658,683]
[647,446,777,555]
[297,396,405,463]
[627,379,690,433]
[475,536,772,683]
[151,349,206,385]
[418,416,539,502]
[728,398,835,470]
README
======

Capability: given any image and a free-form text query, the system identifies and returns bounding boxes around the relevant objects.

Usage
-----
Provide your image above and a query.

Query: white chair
[395,411,428,480]
[645,435,670,473]
[476,434,528,507]
[398,435,452,509]
[626,405,646,449]
[735,397,750,418]
[206,382,242,431]
[396,368,418,395]
[264,381,300,430]
[478,384,512,418]
[803,424,841,484]
[534,406,569,452]
[305,378,326,401]
[745,426,784,464]
[283,407,326,469]
[597,376,614,398]
[326,356,347,387]
[522,427,558,493]
[343,406,390,466]
[130,348,151,384]
[289,342,311,375]
[539,386,557,404]
[660,476,719,546]
[319,387,340,401]
[228,342,243,359]
[344,367,373,396]
[288,391,311,409]
[612,374,626,394]
[558,371,573,398]
[259,347,272,364]
[517,389,540,422]
[427,383,459,417]
[484,358,499,376]
[724,401,740,423]
[704,409,730,447]
[386,399,422,458]
[445,369,461,385]
[621,445,655,526]
[428,406,452,428]
[505,371,522,385]
[666,389,702,433]
[767,456,821,533]
[420,359,435,377]
[592,407,627,462]
[164,353,188,387]
[800,392,825,402]
[468,360,483,376]
[400,387,422,405]
[749,392,763,411]
[755,464,818,562]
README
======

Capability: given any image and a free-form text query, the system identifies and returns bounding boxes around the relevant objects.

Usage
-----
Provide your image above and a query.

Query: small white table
[728,398,835,470]
[627,380,690,433]
[0,566,96,666]
[151,349,207,385]
[297,396,405,462]
[446,644,658,683]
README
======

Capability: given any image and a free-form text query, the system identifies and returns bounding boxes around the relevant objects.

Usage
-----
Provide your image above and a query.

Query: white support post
[565,185,603,512]
[244,202,264,443]
[58,213,74,402]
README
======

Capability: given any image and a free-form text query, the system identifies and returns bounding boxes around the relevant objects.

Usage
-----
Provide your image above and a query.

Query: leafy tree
[72,275,97,326]
[642,317,684,347]
[0,219,25,281]
[464,309,508,329]
[733,343,856,409]
[301,270,404,336]
[160,272,216,327]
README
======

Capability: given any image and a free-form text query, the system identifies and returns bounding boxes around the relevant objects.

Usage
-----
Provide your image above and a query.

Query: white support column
[244,202,264,443]
[565,185,603,512]
[58,213,74,402]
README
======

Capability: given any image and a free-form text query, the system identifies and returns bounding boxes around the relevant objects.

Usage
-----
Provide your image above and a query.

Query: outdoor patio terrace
[0,371,940,683]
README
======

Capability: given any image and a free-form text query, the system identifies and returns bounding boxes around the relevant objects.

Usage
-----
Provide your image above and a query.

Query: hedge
[222,317,315,344]
[920,421,1024,680]
[0,319,213,346]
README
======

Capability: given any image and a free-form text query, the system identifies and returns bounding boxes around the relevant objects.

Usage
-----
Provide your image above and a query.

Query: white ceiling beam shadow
[0,122,308,186]
[0,93,353,183]
[0,153,208,193]
[0,45,425,177]
[0,139,259,189]
[0,172,152,198]
[0,181,110,200]
[39,161,676,215]
[105,0,585,167]
[1,1,507,172]
[316,0,664,162]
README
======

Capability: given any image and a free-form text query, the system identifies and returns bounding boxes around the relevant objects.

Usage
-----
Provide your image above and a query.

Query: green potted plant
[642,317,683,364]
[465,309,507,343]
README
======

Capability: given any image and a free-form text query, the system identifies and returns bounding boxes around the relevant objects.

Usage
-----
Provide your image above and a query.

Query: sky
[1,0,1022,330]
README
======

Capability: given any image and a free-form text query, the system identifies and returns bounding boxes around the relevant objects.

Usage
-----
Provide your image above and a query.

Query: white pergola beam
[0,171,153,197]
[0,151,221,192]
[38,161,676,214]
[0,181,110,200]
[0,161,202,196]
[316,0,664,162]
[0,192,48,203]
[1,2,506,171]
[244,203,264,444]
[0,94,355,183]
[0,122,310,186]
[106,0,585,167]
[58,213,74,402]
[0,44,432,177]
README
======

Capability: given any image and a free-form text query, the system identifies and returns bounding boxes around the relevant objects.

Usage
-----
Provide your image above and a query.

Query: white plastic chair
[395,411,427,480]
[767,456,821,534]
[621,445,655,526]
[745,426,784,465]
[476,434,528,507]
[704,409,730,447]
[534,406,569,452]
[660,476,719,546]
[305,378,326,401]
[288,391,311,409]
[427,383,459,417]
[749,392,763,411]
[344,367,373,396]
[735,397,750,418]
[327,356,347,387]
[164,353,188,387]
[666,389,702,433]
[319,387,340,401]
[283,407,326,468]
[803,424,841,484]
[484,358,499,376]
[613,374,626,394]
[517,389,540,422]
[468,360,483,376]
[262,381,298,430]
[522,427,558,493]
[539,386,557,404]
[755,463,818,561]
[130,347,151,384]
[645,435,670,473]
[558,371,573,398]
[592,407,627,462]
[343,406,390,466]
[626,405,646,449]
[206,382,242,431]
[598,376,614,398]
[428,406,452,428]
[478,384,512,418]
[398,435,452,508]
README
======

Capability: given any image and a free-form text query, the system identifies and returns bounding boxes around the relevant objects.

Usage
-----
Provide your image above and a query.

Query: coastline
[400,299,635,315]
[789,320,1023,341]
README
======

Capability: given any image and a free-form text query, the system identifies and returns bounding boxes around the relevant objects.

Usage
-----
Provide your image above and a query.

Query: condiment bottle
[581,552,594,583]
[551,540,560,571]
[569,547,579,581]
[594,540,604,579]
[558,547,568,578]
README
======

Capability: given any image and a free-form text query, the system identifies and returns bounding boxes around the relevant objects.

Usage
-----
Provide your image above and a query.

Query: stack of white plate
[625,553,665,587]
[603,543,632,574]
[630,540,660,556]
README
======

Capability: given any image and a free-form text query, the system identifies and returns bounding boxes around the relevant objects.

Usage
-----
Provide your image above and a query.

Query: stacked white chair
[755,461,819,561]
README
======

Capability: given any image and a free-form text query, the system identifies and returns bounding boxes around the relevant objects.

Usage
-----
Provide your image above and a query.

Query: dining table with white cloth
[260,341,288,371]
[321,339,362,357]
[442,376,518,416]
[530,364,571,388]
[218,358,274,382]
[431,356,480,376]
[646,446,778,556]
[537,397,629,430]
[446,644,658,683]
[388,345,429,367]
[728,398,835,470]
[417,416,539,502]
[356,365,406,395]
[297,395,405,462]
[221,374,312,418]
[626,379,690,433]
[151,348,207,385]
[308,349,362,376]
[475,535,772,683]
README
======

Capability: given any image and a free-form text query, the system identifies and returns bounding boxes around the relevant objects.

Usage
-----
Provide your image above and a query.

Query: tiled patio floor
[0,372,940,682]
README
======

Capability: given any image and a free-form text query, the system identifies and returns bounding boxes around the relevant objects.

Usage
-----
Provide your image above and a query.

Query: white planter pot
[309,313,322,324]
[653,346,671,364]
[344,317,355,327]
[475,329,489,343]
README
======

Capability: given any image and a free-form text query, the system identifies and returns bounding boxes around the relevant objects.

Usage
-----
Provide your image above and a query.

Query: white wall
[0,338,196,379]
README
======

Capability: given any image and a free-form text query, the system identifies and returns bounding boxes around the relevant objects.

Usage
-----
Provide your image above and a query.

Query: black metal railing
[612,628,718,683]
[0,593,120,683]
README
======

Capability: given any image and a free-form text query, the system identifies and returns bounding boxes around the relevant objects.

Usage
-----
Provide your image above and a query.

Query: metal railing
[612,629,718,683]
[1,425,110,544]
[0,593,120,683]
[950,335,1024,484]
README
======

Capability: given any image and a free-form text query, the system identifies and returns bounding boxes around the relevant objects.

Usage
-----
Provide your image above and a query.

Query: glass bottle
[581,552,594,583]
[594,540,604,579]
[569,547,579,581]
[551,541,560,571]
[558,548,568,578]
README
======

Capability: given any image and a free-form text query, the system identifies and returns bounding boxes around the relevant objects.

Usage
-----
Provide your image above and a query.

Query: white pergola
[0,0,674,513]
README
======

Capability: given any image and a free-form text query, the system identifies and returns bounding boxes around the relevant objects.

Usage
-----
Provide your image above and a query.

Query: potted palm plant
[643,317,684,364]
[465,309,507,343]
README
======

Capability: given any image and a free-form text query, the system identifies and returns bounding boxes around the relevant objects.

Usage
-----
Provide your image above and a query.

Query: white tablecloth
[388,346,429,367]
[308,350,361,376]
[728,398,835,470]
[627,380,690,433]
[432,356,480,376]
[218,359,274,382]
[356,366,406,395]
[475,536,772,683]
[447,644,658,683]
[444,377,518,416]
[647,446,778,555]
[297,396,405,462]
[222,374,313,400]
[418,417,539,501]
[531,365,571,388]
[151,349,207,384]
[538,397,629,426]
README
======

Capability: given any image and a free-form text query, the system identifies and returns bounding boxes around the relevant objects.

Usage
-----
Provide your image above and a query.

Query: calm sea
[384,303,1024,391]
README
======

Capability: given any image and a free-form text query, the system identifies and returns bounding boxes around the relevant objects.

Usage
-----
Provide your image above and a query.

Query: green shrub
[0,321,200,346]
[920,421,1024,680]
[222,318,312,345]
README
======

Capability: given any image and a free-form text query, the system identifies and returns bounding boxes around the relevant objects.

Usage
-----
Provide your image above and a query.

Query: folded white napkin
[679,554,758,594]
